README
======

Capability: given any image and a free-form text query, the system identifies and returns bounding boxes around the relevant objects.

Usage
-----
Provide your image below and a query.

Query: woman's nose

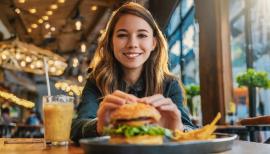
[126,35,138,48]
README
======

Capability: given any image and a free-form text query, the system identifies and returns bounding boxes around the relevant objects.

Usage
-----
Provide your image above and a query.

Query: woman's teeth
[124,53,140,58]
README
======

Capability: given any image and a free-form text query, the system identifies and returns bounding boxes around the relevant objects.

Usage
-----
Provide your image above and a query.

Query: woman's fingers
[158,100,179,113]
[99,101,120,111]
[102,90,138,106]
[97,102,118,119]
[157,103,181,119]
[113,90,138,103]
[103,94,126,105]
[97,102,120,134]
[98,90,138,123]
[150,98,171,107]
[138,94,183,130]
[97,90,138,134]
[99,90,138,117]
[139,94,164,104]
[140,95,180,117]
[158,103,176,111]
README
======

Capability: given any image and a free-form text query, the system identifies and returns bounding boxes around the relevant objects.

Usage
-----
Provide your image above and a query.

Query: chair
[13,124,43,138]
[0,124,16,137]
[216,125,249,141]
[239,116,270,143]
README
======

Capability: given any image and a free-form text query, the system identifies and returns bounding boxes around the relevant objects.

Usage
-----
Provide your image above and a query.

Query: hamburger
[104,102,169,144]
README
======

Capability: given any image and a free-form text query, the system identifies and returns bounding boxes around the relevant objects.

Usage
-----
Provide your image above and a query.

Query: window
[182,24,199,84]
[166,1,201,124]
[230,0,270,119]
[181,0,194,17]
[166,1,198,85]
[166,4,181,36]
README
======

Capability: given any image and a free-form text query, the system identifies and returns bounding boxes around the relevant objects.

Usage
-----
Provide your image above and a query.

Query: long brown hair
[90,2,185,100]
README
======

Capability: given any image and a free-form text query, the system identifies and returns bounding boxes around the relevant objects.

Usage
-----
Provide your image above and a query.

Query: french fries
[172,112,221,141]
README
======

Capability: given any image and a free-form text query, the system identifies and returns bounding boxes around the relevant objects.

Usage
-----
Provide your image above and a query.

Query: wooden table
[226,140,270,154]
[0,138,270,154]
[0,138,83,154]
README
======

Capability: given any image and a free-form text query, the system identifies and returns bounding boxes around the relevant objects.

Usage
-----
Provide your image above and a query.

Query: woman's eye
[117,34,128,38]
[138,34,147,38]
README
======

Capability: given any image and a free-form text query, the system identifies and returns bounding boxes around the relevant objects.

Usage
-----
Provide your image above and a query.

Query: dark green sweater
[70,77,196,143]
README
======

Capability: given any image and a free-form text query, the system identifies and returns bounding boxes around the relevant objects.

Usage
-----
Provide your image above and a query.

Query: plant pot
[248,86,257,117]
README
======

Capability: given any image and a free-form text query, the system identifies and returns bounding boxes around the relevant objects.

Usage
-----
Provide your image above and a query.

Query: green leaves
[185,85,200,100]
[236,69,270,89]
[104,125,172,138]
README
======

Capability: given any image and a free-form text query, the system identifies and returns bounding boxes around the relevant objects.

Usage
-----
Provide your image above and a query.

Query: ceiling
[0,0,150,76]
[0,0,177,93]
[1,0,121,53]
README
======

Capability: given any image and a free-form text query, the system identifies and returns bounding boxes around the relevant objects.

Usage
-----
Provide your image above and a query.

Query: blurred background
[0,0,270,142]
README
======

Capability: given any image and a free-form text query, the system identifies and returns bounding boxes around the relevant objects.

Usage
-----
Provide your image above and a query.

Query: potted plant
[185,85,200,117]
[236,68,270,117]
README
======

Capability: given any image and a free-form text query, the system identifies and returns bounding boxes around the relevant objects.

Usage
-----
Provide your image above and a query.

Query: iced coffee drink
[43,95,74,146]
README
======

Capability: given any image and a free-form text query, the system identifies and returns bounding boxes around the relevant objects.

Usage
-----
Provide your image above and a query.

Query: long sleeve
[70,79,102,143]
[164,79,197,129]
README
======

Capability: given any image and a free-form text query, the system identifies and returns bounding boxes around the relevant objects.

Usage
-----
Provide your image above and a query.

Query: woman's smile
[123,52,143,59]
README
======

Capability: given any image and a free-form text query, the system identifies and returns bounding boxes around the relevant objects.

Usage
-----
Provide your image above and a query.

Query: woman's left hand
[138,94,184,130]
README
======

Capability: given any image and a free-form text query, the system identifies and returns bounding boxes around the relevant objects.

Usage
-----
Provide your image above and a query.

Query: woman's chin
[121,64,144,71]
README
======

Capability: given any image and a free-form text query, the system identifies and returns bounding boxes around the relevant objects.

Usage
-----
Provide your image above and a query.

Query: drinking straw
[43,57,51,96]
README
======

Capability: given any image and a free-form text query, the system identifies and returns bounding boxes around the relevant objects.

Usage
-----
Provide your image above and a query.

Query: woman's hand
[138,94,184,130]
[97,90,138,134]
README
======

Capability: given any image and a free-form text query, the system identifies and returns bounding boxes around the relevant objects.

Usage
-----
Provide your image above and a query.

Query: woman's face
[112,14,156,72]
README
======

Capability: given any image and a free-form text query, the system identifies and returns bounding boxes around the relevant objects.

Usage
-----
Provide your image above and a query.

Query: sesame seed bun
[110,103,161,123]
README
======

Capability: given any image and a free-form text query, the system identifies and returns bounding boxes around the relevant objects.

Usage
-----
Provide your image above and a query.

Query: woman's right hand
[96,90,138,134]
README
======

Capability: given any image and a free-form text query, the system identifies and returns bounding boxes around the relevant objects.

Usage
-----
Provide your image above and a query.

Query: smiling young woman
[71,2,196,143]
[112,14,156,78]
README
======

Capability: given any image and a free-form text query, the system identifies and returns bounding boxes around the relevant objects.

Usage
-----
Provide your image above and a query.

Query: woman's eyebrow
[115,29,150,33]
[116,29,127,33]
[138,29,149,33]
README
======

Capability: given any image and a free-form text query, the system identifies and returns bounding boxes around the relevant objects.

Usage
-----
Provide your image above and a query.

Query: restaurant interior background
[0,0,270,141]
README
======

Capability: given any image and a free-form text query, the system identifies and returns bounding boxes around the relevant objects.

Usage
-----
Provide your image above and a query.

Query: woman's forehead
[114,14,153,32]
